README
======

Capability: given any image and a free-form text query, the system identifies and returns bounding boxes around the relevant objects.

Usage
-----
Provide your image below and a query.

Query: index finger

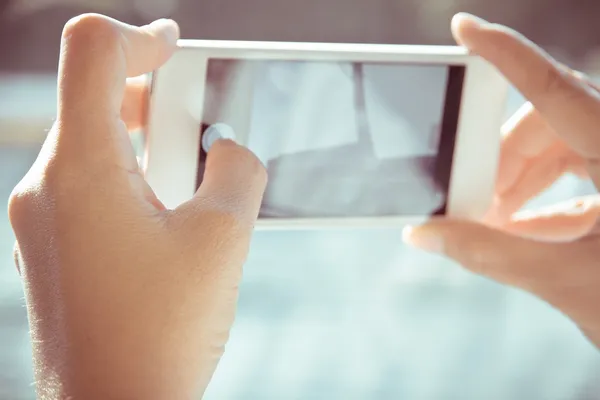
[496,102,557,195]
[57,14,178,144]
[451,13,600,159]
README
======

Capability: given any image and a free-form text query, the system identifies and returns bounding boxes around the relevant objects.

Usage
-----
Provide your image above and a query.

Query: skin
[9,14,266,400]
[8,10,600,400]
[404,13,600,348]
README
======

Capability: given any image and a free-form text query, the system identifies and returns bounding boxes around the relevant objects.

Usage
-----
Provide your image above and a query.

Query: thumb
[403,219,575,293]
[176,138,267,232]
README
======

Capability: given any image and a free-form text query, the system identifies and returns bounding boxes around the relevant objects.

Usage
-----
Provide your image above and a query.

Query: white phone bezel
[145,40,508,229]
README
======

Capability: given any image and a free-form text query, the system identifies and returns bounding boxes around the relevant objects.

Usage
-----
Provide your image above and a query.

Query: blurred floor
[1,82,600,399]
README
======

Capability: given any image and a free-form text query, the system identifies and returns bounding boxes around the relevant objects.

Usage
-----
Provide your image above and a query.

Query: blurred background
[2,0,600,399]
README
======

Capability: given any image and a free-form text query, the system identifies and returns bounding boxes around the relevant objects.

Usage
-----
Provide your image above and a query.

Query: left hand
[404,13,600,347]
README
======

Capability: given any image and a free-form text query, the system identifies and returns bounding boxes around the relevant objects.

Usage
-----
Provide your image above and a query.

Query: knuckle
[539,66,571,96]
[7,186,35,232]
[208,209,248,240]
[8,161,75,232]
[62,13,121,54]
[210,203,255,236]
[485,27,525,66]
[170,201,248,237]
[170,207,250,259]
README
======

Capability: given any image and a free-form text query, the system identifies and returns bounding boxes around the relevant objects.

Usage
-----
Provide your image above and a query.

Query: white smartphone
[145,40,508,229]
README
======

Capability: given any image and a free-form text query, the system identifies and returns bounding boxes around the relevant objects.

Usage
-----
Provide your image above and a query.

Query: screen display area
[197,59,465,218]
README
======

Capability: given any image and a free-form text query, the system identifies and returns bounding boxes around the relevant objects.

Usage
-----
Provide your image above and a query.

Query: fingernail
[202,123,237,153]
[512,208,542,220]
[452,12,489,29]
[513,199,590,220]
[451,13,490,48]
[402,225,445,254]
[149,18,180,45]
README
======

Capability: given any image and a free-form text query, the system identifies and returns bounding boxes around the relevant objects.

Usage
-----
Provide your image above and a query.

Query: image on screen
[196,59,465,218]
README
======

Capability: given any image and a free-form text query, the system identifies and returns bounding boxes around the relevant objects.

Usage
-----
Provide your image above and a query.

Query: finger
[403,219,575,293]
[122,76,149,132]
[486,143,575,224]
[497,70,597,195]
[57,14,178,156]
[177,139,267,230]
[496,102,558,195]
[502,196,600,241]
[451,13,600,159]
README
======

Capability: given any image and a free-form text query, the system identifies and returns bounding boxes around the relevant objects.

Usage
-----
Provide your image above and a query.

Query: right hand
[8,14,267,399]
[404,13,600,347]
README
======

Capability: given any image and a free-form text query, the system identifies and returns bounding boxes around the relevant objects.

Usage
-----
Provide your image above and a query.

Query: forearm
[21,257,214,400]
[30,321,211,400]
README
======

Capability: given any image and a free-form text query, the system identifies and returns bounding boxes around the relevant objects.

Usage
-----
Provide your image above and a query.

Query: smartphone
[145,40,508,229]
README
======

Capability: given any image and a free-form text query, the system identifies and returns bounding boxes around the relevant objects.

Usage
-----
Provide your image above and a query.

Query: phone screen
[196,59,465,218]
